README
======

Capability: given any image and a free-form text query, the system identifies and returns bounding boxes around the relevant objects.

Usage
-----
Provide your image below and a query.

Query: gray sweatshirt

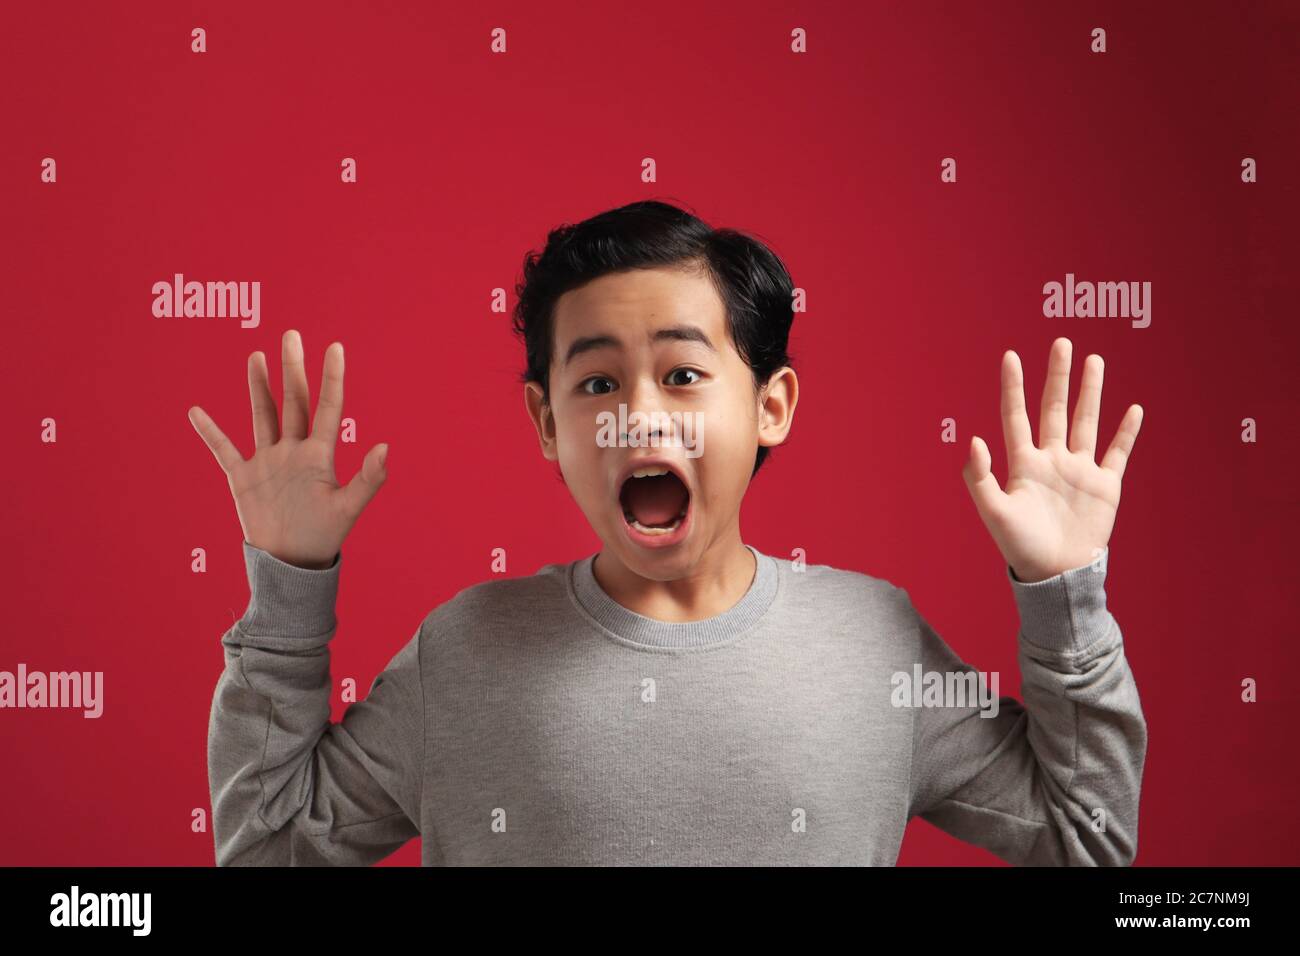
[206,542,1146,866]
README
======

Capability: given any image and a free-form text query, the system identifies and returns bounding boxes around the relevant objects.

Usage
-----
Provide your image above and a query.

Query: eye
[579,376,616,395]
[667,367,703,386]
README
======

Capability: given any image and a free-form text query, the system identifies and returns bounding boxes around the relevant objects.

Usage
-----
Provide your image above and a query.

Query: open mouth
[619,466,691,539]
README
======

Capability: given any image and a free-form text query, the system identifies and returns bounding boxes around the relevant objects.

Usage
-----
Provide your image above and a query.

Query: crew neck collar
[569,545,780,649]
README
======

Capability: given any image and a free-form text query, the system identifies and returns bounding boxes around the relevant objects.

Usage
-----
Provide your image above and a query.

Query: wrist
[1011,548,1106,584]
[289,555,337,571]
[1010,563,1056,584]
[238,540,341,639]
[1006,548,1113,652]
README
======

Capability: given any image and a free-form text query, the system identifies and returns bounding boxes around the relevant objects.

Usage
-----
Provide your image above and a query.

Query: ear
[524,381,559,461]
[756,367,798,449]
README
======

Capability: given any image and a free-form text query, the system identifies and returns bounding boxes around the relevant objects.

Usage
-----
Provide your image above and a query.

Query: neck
[591,528,757,623]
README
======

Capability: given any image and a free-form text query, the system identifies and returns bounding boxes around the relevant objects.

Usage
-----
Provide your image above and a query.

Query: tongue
[623,474,688,527]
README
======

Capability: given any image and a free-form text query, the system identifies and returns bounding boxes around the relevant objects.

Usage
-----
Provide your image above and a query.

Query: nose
[620,376,680,445]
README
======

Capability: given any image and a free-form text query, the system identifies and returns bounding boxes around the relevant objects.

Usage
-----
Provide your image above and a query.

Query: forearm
[908,547,1148,865]
[207,540,425,866]
[206,541,342,866]
[1007,547,1148,865]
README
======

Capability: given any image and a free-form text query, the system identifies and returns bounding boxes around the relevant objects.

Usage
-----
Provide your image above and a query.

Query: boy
[191,200,1147,866]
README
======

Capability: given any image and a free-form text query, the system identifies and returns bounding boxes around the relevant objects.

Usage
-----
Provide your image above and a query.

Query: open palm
[187,330,389,570]
[962,337,1143,583]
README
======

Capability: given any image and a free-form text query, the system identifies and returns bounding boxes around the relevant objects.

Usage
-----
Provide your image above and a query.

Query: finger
[1039,337,1072,447]
[962,435,1008,518]
[248,351,280,450]
[1069,353,1103,459]
[311,342,344,445]
[341,443,389,520]
[1101,404,1144,480]
[1000,350,1034,463]
[282,329,311,440]
[188,405,245,475]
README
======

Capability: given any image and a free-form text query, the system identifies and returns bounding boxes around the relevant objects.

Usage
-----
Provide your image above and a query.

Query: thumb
[342,443,389,519]
[961,435,1004,516]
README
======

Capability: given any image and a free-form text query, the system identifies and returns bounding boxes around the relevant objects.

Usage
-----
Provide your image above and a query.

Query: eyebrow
[561,324,717,367]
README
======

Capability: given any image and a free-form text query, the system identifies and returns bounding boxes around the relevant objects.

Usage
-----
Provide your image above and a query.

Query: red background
[2,1,1297,866]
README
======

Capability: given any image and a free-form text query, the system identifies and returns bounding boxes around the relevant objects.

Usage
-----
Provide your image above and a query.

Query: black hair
[511,198,796,477]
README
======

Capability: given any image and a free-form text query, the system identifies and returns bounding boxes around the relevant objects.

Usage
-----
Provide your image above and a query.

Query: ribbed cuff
[1006,546,1113,652]
[237,540,341,639]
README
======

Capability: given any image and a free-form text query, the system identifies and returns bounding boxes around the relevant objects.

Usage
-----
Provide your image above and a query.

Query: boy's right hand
[187,329,389,570]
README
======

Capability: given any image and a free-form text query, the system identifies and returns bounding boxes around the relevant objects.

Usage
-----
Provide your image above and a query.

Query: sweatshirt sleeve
[206,541,425,866]
[904,546,1147,866]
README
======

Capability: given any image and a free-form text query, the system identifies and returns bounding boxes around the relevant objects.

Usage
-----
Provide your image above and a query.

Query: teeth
[628,514,684,535]
[620,467,689,537]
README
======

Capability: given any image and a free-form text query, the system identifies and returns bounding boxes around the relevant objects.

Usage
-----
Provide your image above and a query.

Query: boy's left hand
[961,337,1144,584]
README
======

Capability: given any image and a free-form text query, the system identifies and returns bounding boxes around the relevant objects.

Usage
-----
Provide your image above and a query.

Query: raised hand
[961,337,1143,583]
[187,329,389,570]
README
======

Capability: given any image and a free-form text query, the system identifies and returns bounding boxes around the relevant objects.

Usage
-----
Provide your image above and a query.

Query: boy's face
[524,264,795,581]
